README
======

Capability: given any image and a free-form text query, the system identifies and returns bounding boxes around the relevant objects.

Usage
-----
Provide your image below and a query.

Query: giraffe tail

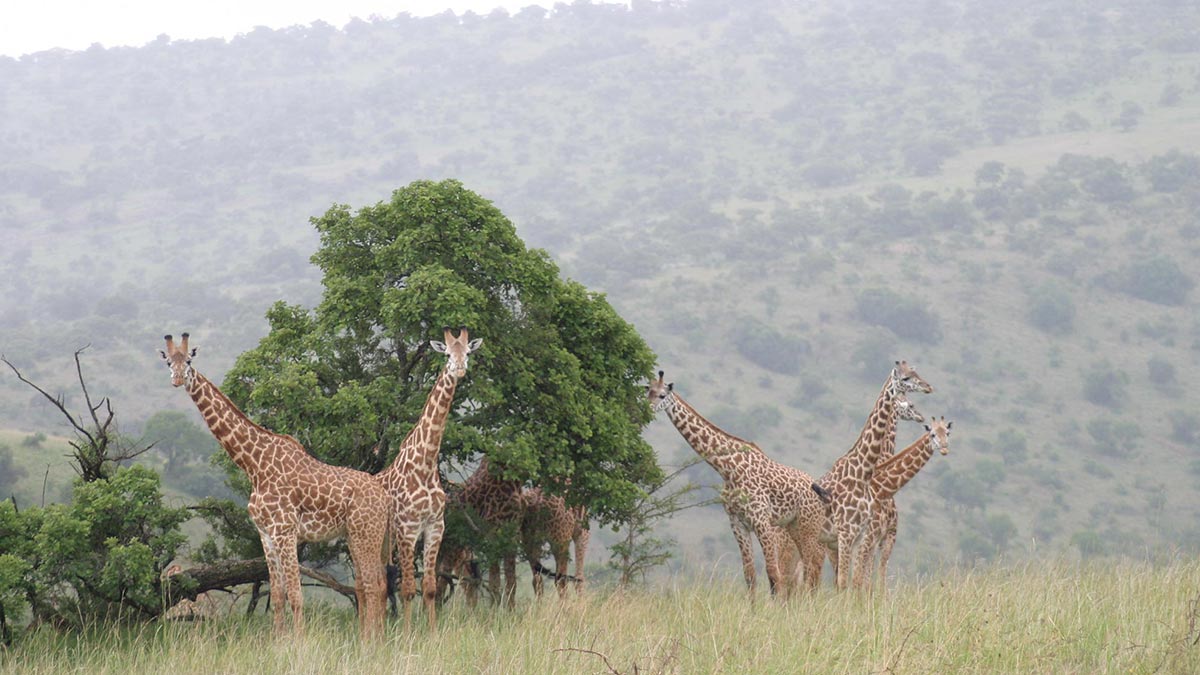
[530,560,582,584]
[812,482,833,504]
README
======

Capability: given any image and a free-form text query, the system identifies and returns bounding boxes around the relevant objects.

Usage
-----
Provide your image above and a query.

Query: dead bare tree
[2,346,153,482]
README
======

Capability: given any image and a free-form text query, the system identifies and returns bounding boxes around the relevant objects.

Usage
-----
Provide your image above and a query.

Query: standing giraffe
[816,361,933,590]
[647,371,828,597]
[520,486,589,598]
[455,457,526,607]
[855,416,952,590]
[375,326,481,632]
[159,334,389,640]
[821,394,926,580]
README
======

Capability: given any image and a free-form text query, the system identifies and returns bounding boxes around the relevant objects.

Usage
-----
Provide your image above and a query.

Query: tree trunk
[164,559,358,610]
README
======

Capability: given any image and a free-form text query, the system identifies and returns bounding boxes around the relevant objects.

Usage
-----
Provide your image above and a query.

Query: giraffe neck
[186,372,286,479]
[876,400,903,467]
[830,379,898,483]
[871,432,936,500]
[383,367,458,480]
[663,393,761,480]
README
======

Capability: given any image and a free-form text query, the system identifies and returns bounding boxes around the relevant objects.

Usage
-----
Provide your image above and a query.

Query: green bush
[1086,418,1141,458]
[1025,282,1075,334]
[1147,356,1177,392]
[854,287,943,344]
[1102,257,1194,306]
[1081,363,1129,409]
[1167,410,1199,446]
[0,445,26,498]
[728,317,810,375]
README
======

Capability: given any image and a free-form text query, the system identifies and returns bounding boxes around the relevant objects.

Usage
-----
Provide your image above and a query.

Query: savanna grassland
[4,3,1200,669]
[4,559,1198,674]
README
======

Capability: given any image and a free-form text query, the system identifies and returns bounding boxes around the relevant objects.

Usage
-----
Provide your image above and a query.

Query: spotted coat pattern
[520,486,589,598]
[453,457,526,607]
[374,327,481,631]
[816,361,933,590]
[648,371,826,597]
[855,417,952,590]
[161,334,389,641]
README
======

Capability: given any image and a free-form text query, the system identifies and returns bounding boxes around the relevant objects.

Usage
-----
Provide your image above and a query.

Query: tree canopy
[223,179,661,522]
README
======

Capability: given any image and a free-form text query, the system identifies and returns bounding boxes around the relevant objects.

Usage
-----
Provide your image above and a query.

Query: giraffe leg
[276,533,304,637]
[488,560,502,604]
[394,522,419,633]
[551,541,570,598]
[756,528,783,598]
[801,539,825,592]
[878,521,898,596]
[257,527,289,636]
[523,533,545,598]
[726,510,757,597]
[421,519,445,631]
[503,554,517,609]
[573,528,589,595]
[346,505,387,642]
[854,525,878,592]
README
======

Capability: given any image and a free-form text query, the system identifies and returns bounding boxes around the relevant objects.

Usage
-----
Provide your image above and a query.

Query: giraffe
[820,391,921,581]
[162,563,228,620]
[855,416,952,591]
[454,456,527,608]
[816,361,933,590]
[647,371,828,597]
[375,326,481,632]
[159,334,389,640]
[520,486,589,598]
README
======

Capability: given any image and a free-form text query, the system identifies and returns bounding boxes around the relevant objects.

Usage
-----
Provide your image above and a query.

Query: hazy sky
[1,1,625,58]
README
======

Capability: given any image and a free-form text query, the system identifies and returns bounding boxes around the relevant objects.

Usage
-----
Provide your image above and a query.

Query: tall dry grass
[4,557,1198,674]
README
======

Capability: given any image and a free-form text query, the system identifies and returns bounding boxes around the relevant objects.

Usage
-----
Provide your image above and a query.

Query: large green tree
[223,179,661,522]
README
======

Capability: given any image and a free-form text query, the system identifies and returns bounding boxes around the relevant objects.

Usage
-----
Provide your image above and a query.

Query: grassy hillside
[0,429,79,507]
[2,0,1199,576]
[3,559,1198,673]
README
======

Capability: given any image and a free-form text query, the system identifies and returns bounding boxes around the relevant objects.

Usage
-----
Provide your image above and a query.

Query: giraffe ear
[924,424,931,432]
[159,350,168,360]
[946,421,953,430]
[466,338,483,352]
[430,340,448,353]
[189,347,198,357]
[667,382,674,391]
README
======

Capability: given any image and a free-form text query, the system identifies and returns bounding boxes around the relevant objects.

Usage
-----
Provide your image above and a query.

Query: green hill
[2,0,1198,576]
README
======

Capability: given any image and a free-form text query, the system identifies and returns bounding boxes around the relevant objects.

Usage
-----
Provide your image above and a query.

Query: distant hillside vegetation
[2,0,1199,574]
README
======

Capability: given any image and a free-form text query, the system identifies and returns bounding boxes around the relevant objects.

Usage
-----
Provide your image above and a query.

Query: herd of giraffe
[160,329,952,640]
[646,361,952,596]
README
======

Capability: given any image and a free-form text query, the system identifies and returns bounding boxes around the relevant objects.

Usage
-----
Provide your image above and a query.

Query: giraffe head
[430,326,482,380]
[159,333,197,387]
[924,416,953,455]
[891,360,933,395]
[895,394,925,424]
[647,370,675,413]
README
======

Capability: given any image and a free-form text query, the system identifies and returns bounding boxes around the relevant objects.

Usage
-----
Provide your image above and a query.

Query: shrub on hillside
[854,288,943,344]
[0,445,25,498]
[848,333,897,383]
[1086,418,1141,458]
[1142,149,1200,192]
[1167,410,1199,446]
[1081,363,1129,409]
[1025,282,1075,334]
[1099,256,1194,306]
[1146,355,1178,392]
[728,318,810,375]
